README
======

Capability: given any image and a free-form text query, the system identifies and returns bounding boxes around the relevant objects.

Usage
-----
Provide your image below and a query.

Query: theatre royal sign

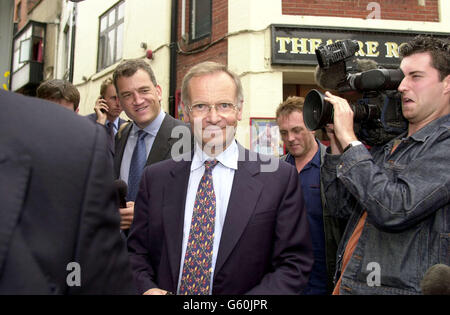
[271,25,448,68]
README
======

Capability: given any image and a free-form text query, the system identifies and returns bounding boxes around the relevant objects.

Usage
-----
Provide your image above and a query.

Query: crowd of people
[0,35,448,295]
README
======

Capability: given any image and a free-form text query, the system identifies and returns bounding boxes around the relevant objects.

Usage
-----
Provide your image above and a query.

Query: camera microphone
[314,59,380,91]
[420,264,450,295]
[314,62,347,91]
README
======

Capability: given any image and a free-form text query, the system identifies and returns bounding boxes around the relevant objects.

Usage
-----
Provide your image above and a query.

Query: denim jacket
[322,114,450,294]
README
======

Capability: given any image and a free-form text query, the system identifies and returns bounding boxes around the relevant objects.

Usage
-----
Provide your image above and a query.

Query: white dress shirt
[177,140,239,294]
[119,110,165,184]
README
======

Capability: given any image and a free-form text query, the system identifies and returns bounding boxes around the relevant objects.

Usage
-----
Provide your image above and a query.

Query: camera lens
[304,89,334,130]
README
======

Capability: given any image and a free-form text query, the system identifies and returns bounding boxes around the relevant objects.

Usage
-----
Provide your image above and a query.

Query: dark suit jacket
[0,90,136,294]
[86,112,127,130]
[127,144,313,295]
[114,113,190,179]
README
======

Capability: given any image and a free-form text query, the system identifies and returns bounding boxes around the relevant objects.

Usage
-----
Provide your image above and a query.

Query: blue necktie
[179,159,219,295]
[127,130,148,201]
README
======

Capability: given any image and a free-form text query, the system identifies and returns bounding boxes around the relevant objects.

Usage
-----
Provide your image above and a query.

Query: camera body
[305,40,408,146]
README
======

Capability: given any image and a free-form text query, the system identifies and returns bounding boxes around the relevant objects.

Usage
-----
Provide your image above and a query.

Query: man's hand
[324,124,343,155]
[143,288,170,295]
[94,97,109,125]
[119,201,134,230]
[324,91,358,148]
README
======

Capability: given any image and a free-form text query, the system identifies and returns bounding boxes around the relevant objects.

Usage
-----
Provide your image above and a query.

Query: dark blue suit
[0,90,136,294]
[127,144,313,294]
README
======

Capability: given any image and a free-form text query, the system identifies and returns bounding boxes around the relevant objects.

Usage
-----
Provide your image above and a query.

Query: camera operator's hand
[94,97,108,125]
[325,124,344,155]
[324,91,358,149]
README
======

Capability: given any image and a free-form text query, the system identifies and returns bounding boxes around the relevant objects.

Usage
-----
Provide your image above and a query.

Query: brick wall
[27,0,41,12]
[176,0,228,91]
[282,0,439,22]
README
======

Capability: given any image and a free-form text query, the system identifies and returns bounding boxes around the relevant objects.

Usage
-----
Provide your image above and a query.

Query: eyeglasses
[188,103,238,115]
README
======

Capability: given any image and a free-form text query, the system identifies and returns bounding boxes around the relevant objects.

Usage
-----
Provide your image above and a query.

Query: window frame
[189,0,212,42]
[97,0,124,72]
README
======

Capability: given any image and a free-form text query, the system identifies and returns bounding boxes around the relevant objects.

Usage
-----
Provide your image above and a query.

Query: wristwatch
[343,140,363,152]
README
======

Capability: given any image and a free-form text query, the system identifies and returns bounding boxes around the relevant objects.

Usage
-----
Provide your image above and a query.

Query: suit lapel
[114,122,132,178]
[146,115,173,166]
[162,159,191,289]
[0,152,31,274]
[213,154,263,278]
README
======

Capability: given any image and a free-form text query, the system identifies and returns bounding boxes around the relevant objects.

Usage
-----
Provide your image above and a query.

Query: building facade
[7,0,450,150]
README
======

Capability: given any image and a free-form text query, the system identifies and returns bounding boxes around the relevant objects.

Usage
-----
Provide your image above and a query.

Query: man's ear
[236,99,243,121]
[156,84,163,102]
[181,101,190,123]
[443,75,450,95]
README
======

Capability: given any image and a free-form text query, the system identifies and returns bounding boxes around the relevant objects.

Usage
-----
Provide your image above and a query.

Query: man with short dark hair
[112,59,189,232]
[36,79,80,113]
[322,35,450,294]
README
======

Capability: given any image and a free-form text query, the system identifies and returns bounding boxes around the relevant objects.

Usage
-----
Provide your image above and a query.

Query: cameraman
[322,35,449,294]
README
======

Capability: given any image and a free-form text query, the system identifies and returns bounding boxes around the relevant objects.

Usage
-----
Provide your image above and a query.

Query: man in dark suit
[127,61,313,295]
[0,90,136,294]
[86,77,127,139]
[112,59,189,232]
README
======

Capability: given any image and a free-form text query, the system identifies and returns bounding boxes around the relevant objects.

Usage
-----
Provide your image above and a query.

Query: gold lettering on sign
[385,42,399,58]
[291,38,308,54]
[356,41,366,57]
[308,38,323,54]
[366,41,380,57]
[276,37,291,53]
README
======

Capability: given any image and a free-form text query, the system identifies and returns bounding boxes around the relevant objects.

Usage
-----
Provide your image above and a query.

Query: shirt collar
[286,138,321,168]
[131,110,166,137]
[408,114,450,142]
[191,140,239,172]
[106,117,120,130]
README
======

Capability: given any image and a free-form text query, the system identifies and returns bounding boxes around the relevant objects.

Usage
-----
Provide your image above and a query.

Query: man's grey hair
[181,61,243,109]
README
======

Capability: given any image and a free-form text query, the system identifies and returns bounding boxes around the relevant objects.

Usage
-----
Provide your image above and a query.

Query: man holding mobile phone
[87,78,127,150]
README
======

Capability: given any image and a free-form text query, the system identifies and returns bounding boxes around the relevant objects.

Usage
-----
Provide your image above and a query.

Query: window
[12,22,45,73]
[190,0,211,41]
[97,1,124,71]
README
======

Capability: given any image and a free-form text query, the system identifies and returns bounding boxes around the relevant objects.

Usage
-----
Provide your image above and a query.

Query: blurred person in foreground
[36,79,80,113]
[0,90,136,294]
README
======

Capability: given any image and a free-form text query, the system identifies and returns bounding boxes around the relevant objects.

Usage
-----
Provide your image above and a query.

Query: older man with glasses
[127,61,313,295]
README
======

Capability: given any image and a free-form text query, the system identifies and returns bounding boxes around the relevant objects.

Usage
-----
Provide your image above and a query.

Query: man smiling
[127,61,313,295]
[112,59,188,232]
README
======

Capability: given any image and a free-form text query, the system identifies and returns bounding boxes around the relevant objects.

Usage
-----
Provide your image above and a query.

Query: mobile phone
[99,96,106,113]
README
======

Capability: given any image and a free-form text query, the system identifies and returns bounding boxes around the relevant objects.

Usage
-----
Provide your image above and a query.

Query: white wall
[73,0,172,116]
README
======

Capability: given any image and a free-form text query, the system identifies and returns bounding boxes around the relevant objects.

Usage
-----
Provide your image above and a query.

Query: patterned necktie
[179,159,219,295]
[127,130,148,201]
